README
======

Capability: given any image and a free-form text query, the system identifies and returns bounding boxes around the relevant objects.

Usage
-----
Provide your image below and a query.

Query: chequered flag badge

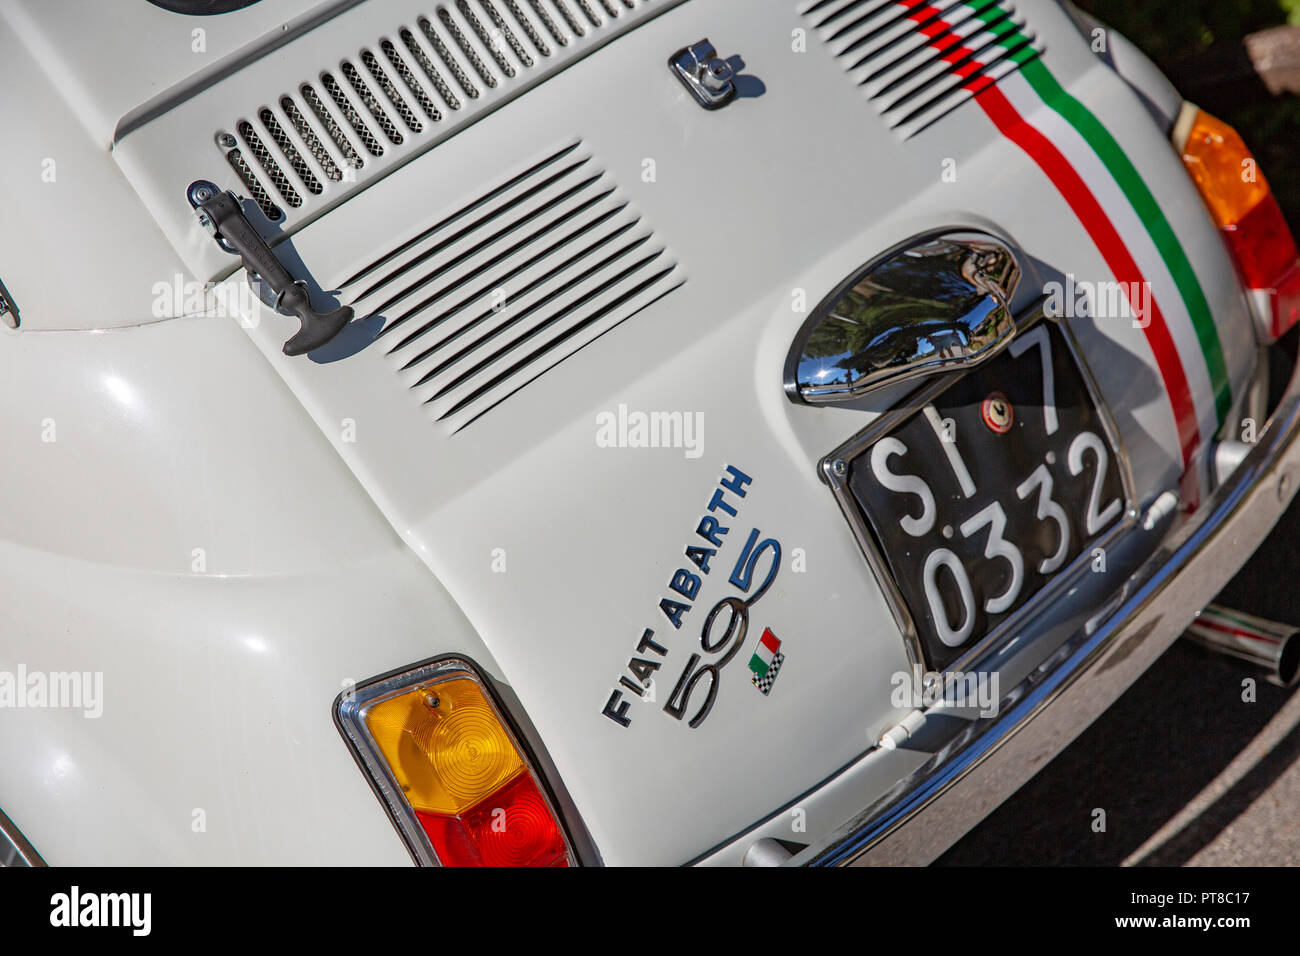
[748,628,785,696]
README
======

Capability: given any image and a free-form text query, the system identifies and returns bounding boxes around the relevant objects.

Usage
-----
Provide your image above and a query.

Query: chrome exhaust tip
[1185,604,1300,688]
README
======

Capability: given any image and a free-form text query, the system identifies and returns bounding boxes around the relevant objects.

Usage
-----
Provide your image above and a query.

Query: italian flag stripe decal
[895,0,1231,469]
[1017,59,1232,425]
[749,628,782,677]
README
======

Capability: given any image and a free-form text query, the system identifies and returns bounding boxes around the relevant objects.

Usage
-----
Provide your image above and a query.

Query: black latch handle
[187,181,353,356]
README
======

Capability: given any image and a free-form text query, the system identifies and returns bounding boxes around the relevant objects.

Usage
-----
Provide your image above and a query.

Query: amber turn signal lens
[365,677,523,816]
[1180,109,1272,230]
[1178,105,1300,341]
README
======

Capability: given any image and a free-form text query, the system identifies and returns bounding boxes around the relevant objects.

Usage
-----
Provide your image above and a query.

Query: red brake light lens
[416,771,569,867]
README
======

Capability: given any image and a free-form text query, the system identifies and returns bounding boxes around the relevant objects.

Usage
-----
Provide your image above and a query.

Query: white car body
[1,0,1296,866]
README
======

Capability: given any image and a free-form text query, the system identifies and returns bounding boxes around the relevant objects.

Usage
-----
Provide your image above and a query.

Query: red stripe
[760,627,781,654]
[975,88,1199,465]
[1198,617,1281,645]
[899,2,1200,468]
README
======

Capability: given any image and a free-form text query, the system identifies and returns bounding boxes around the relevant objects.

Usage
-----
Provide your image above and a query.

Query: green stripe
[1019,59,1232,424]
[958,3,1231,424]
[748,653,768,678]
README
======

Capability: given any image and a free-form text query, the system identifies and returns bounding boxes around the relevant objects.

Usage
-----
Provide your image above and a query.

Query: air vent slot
[551,1,587,37]
[340,141,683,434]
[321,70,387,156]
[399,26,463,110]
[259,108,324,194]
[801,0,1043,138]
[438,6,499,87]
[208,2,661,236]
[300,83,366,170]
[237,120,303,210]
[281,96,344,181]
[341,60,405,145]
[381,39,444,120]
[225,145,285,220]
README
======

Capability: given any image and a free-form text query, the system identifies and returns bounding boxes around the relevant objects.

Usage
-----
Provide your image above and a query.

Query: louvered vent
[216,0,653,222]
[341,141,683,434]
[801,0,1043,139]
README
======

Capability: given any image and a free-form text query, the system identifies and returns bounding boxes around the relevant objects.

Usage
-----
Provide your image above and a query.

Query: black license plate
[846,320,1126,671]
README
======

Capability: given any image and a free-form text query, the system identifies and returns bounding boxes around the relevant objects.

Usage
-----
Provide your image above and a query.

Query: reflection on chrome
[787,232,1021,403]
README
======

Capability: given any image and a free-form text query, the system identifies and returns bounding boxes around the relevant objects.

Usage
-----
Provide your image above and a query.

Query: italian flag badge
[749,628,785,696]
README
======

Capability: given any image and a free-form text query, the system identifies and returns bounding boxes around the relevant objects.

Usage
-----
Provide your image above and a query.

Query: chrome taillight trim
[332,655,579,866]
[0,806,44,868]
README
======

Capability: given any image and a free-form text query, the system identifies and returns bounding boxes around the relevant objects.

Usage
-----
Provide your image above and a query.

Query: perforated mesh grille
[381,39,443,120]
[259,108,324,194]
[361,49,424,133]
[398,26,461,110]
[485,0,538,64]
[225,147,282,220]
[574,1,603,28]
[211,2,661,226]
[419,14,480,98]
[236,120,303,208]
[515,1,558,54]
[321,70,386,156]
[552,0,586,37]
[281,96,343,181]
[437,7,498,88]
[342,60,405,144]
[299,84,365,172]
[457,0,516,77]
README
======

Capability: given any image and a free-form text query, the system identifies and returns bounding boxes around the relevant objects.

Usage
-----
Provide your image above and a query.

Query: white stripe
[995,71,1219,451]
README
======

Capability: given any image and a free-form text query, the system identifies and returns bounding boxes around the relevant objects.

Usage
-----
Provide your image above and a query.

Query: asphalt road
[939,489,1300,866]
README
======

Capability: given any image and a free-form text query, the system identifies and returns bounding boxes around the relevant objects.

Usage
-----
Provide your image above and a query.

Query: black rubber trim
[145,0,263,15]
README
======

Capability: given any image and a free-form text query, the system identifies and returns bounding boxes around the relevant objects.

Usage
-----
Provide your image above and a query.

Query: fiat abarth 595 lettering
[2,0,1299,866]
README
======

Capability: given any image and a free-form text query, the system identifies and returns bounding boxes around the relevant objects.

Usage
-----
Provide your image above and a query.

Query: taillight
[336,659,572,867]
[1176,103,1300,342]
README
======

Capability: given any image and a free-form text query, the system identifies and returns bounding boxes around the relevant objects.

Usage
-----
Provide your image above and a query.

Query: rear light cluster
[336,660,572,867]
[1177,104,1300,342]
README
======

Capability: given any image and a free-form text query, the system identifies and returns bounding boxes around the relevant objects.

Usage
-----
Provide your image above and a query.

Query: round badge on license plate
[981,392,1014,434]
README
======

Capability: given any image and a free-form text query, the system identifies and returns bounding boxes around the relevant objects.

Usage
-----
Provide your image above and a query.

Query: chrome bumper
[792,347,1300,867]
